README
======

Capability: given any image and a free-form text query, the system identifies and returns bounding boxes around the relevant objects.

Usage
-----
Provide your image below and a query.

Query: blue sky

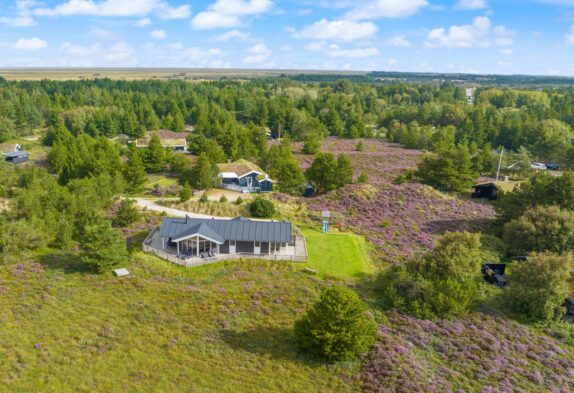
[1,0,574,75]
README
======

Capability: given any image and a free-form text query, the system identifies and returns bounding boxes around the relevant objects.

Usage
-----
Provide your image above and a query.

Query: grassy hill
[0,253,359,392]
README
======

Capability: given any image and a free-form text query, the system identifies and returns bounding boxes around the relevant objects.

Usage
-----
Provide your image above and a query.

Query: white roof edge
[172,233,225,244]
[220,172,238,178]
[237,170,262,179]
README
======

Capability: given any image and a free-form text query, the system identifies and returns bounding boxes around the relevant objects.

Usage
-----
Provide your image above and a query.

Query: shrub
[504,252,571,321]
[294,286,376,362]
[249,197,276,218]
[416,144,477,192]
[199,192,209,203]
[113,199,140,227]
[179,182,192,202]
[356,141,364,151]
[503,205,574,256]
[357,171,369,184]
[80,219,127,273]
[235,196,243,205]
[219,194,228,203]
[379,232,484,319]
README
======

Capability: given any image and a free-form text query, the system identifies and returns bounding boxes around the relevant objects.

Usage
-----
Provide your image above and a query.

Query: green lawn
[0,253,358,393]
[301,227,375,280]
[143,175,178,190]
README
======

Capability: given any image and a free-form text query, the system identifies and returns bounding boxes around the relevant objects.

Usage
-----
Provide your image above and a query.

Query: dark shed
[471,183,498,201]
[4,151,29,164]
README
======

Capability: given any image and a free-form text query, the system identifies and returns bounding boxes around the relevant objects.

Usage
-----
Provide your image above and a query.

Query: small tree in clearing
[80,220,127,273]
[179,182,192,202]
[294,286,376,362]
[113,199,140,227]
[249,197,276,218]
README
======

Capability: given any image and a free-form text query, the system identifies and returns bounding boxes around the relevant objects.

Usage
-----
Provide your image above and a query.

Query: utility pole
[496,146,504,182]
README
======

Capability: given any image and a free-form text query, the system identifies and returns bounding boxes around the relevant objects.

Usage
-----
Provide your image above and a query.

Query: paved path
[133,198,230,219]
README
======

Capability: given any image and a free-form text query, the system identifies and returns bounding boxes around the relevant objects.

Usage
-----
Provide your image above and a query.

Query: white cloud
[156,4,191,19]
[386,35,411,47]
[150,29,167,39]
[325,46,379,58]
[135,17,151,26]
[295,19,378,42]
[454,0,488,10]
[61,42,101,54]
[191,11,239,29]
[346,0,428,20]
[566,25,574,45]
[14,37,47,50]
[425,16,513,48]
[166,42,184,50]
[184,47,224,61]
[0,0,37,26]
[105,41,134,62]
[215,29,250,42]
[192,0,273,30]
[0,16,35,26]
[243,43,272,63]
[500,48,513,56]
[33,0,188,19]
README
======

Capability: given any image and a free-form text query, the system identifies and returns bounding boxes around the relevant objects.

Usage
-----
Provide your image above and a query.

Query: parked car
[531,162,547,170]
[546,163,560,171]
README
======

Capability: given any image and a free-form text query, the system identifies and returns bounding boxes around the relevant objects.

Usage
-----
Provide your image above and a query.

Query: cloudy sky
[1,0,574,74]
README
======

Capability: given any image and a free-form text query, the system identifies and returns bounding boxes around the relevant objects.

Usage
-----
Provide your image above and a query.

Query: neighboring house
[471,181,517,201]
[217,159,273,193]
[135,130,190,153]
[143,216,307,265]
[0,144,23,153]
[4,151,29,164]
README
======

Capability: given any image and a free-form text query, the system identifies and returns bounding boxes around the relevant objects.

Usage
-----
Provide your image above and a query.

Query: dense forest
[2,77,574,169]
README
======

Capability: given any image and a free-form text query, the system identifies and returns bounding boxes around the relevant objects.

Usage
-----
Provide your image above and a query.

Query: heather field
[296,138,496,262]
[361,313,574,392]
[294,138,423,185]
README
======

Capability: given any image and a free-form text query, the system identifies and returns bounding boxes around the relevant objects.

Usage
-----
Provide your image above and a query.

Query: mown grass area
[301,226,375,280]
[0,253,358,392]
[143,175,178,190]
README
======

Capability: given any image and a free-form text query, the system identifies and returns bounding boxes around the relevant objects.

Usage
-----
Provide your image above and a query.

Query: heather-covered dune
[306,183,495,262]
[296,138,495,262]
[294,138,422,185]
[361,313,574,393]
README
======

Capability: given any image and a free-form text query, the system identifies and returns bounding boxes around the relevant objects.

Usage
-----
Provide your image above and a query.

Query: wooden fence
[142,227,307,268]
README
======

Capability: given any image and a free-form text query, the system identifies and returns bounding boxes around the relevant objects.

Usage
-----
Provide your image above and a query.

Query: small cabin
[4,151,29,164]
[472,183,498,201]
[217,159,273,193]
[135,130,190,153]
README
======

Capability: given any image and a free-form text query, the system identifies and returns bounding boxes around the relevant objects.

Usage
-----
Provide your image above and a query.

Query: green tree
[144,134,166,173]
[305,153,338,194]
[123,145,147,193]
[503,205,574,256]
[179,182,192,202]
[263,142,305,195]
[80,219,127,272]
[495,172,574,225]
[294,286,376,362]
[504,252,571,321]
[336,154,353,188]
[249,197,276,218]
[302,131,322,155]
[190,153,219,190]
[379,232,484,319]
[416,144,478,192]
[113,199,140,227]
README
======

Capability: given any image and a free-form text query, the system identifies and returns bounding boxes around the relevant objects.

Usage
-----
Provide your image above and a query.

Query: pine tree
[336,154,353,188]
[144,134,166,173]
[80,219,127,273]
[123,145,147,193]
[190,153,218,190]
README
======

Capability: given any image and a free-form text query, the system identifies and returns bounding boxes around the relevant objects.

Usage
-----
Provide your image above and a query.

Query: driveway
[133,198,230,219]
